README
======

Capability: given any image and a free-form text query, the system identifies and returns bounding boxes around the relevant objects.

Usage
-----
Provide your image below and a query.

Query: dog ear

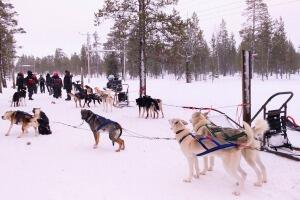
[202,112,209,118]
[181,120,188,125]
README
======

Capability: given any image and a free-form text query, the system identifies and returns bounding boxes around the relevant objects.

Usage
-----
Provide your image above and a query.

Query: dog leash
[52,120,88,130]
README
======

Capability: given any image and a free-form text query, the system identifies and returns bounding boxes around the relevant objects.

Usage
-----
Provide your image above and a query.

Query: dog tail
[253,119,269,136]
[154,100,159,111]
[242,121,255,147]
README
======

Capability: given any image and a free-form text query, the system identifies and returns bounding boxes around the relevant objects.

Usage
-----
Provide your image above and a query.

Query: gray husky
[80,109,125,152]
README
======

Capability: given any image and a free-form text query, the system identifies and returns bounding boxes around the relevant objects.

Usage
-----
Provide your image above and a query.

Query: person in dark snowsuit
[63,70,73,101]
[25,71,38,100]
[52,73,63,99]
[39,74,46,93]
[16,72,25,91]
[46,73,53,95]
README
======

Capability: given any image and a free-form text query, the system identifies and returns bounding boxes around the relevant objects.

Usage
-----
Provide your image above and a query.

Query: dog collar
[176,129,185,135]
[86,114,94,123]
[195,124,208,132]
[179,134,191,144]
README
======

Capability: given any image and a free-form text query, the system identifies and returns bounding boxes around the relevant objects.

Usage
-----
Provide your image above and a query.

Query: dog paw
[193,174,200,179]
[5,134,9,136]
[115,149,121,152]
[262,178,267,183]
[233,191,240,196]
[183,178,191,183]
[17,135,22,138]
[254,182,263,187]
[208,167,213,171]
[93,145,98,149]
[200,171,207,175]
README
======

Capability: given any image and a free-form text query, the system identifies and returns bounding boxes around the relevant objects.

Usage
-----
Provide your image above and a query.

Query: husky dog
[81,109,125,152]
[169,118,257,195]
[1,110,38,138]
[94,87,114,112]
[32,108,52,135]
[11,89,27,107]
[136,96,164,119]
[190,112,269,187]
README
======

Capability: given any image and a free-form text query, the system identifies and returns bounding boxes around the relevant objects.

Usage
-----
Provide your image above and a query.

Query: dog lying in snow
[190,112,269,187]
[136,96,164,119]
[1,110,38,138]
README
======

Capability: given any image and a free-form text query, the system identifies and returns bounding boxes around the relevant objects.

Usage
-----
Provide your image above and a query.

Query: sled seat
[266,109,286,135]
[264,109,291,150]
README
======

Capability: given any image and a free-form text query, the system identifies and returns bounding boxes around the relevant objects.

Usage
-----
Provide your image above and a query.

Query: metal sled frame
[251,92,300,161]
[198,107,243,129]
[113,83,130,107]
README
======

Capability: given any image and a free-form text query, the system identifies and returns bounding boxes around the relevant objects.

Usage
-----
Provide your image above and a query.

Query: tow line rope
[51,121,259,151]
[51,121,175,141]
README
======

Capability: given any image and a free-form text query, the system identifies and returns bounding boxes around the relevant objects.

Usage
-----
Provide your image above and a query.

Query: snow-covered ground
[0,75,299,200]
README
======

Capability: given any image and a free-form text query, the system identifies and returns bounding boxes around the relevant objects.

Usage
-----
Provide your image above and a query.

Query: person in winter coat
[25,70,38,100]
[52,73,63,99]
[16,72,25,91]
[46,73,53,95]
[32,73,38,94]
[63,70,73,101]
[39,74,46,93]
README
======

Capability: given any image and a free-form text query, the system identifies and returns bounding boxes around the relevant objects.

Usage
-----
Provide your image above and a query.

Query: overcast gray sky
[11,0,300,57]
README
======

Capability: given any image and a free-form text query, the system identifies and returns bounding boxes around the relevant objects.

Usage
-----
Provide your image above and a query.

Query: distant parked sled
[105,76,130,108]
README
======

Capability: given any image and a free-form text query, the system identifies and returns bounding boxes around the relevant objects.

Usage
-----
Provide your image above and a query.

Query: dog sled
[195,103,300,161]
[113,83,130,108]
[251,92,300,161]
[106,76,130,108]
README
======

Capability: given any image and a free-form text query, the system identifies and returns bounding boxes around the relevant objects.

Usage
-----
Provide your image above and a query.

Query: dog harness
[178,133,238,157]
[198,124,247,142]
[92,115,118,131]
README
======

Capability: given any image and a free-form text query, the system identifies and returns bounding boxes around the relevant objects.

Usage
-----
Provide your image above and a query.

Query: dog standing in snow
[81,109,125,152]
[136,96,164,119]
[1,110,38,138]
[190,111,269,187]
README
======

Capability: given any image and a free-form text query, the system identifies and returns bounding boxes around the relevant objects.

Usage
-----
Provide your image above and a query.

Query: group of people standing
[16,70,73,100]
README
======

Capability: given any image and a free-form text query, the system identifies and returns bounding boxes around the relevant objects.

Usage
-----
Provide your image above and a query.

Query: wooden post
[80,66,84,87]
[242,50,252,125]
[12,67,16,89]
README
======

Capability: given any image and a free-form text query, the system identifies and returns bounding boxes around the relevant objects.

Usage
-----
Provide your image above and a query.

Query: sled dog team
[1,102,269,195]
[169,112,269,196]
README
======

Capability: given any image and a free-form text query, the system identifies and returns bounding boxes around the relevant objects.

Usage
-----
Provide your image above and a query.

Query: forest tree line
[2,0,300,93]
